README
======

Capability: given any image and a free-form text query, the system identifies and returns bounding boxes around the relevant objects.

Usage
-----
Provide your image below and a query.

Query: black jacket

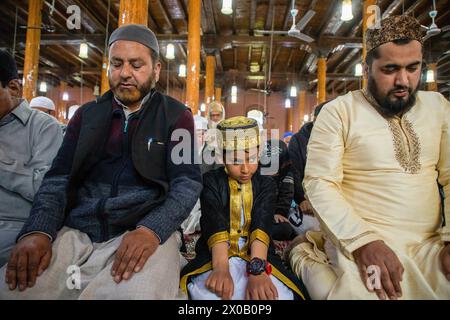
[289,122,313,204]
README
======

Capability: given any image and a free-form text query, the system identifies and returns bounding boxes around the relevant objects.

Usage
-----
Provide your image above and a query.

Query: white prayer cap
[68,105,80,120]
[194,115,208,131]
[29,96,55,111]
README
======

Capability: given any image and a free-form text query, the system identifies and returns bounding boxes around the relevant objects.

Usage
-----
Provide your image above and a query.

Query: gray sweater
[0,100,63,222]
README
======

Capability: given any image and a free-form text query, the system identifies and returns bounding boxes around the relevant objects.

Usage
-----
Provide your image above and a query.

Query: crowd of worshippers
[0,14,449,300]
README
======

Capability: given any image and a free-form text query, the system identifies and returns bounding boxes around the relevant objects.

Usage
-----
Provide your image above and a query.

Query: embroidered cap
[365,15,424,53]
[217,116,260,151]
[208,101,224,115]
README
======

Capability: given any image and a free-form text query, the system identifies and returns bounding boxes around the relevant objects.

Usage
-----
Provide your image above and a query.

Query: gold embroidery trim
[387,117,421,174]
[249,229,270,247]
[207,231,229,249]
[361,89,421,174]
[228,178,253,258]
[180,262,212,295]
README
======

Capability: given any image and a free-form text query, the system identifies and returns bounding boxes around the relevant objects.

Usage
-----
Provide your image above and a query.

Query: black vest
[65,90,188,217]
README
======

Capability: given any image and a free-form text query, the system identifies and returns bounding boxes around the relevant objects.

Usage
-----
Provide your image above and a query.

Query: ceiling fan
[254,0,316,43]
[249,77,272,95]
[422,0,450,41]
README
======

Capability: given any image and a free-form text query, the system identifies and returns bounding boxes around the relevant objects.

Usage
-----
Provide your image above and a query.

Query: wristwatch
[246,258,272,276]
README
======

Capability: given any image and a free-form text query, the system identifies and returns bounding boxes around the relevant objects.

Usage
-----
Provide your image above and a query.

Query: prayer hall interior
[0,0,448,133]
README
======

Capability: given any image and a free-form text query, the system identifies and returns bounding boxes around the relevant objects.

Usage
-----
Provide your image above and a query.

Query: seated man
[29,96,56,118]
[288,15,450,300]
[0,24,202,299]
[201,101,226,174]
[260,138,297,241]
[180,117,309,300]
[0,50,63,266]
[181,115,208,235]
[287,103,326,235]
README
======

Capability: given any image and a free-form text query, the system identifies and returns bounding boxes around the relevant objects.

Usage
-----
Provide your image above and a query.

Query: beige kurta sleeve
[437,95,450,243]
[303,100,383,260]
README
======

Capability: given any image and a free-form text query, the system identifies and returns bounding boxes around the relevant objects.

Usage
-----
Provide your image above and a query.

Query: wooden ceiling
[0,0,449,96]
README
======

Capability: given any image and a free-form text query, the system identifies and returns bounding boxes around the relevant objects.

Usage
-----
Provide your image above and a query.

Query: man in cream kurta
[288,15,450,300]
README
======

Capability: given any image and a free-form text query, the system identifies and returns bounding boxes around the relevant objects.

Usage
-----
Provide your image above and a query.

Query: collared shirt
[0,100,63,222]
[113,91,153,119]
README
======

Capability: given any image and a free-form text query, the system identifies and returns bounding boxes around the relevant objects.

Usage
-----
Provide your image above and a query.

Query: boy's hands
[246,273,278,300]
[205,266,234,300]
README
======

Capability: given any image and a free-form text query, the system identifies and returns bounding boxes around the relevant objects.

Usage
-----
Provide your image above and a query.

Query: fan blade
[254,29,289,35]
[296,10,316,31]
[292,32,315,43]
[442,25,450,32]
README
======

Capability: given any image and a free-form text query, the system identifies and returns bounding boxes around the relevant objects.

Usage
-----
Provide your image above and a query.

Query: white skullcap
[68,105,80,120]
[29,96,55,111]
[194,115,208,131]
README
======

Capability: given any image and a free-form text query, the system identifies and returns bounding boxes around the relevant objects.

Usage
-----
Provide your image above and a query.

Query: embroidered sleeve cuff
[249,229,270,247]
[207,231,229,249]
[340,231,384,260]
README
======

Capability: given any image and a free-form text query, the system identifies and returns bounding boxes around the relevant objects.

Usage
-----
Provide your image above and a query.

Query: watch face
[248,258,265,275]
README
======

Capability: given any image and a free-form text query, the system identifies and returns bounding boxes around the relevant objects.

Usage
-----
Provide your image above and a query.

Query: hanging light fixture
[231,85,237,103]
[178,64,186,77]
[39,81,47,93]
[166,43,175,60]
[62,92,69,101]
[285,98,291,109]
[340,0,353,21]
[426,69,435,83]
[200,103,206,112]
[93,84,100,96]
[303,114,310,122]
[290,85,297,97]
[231,85,237,96]
[221,0,233,15]
[354,63,363,76]
[79,42,88,59]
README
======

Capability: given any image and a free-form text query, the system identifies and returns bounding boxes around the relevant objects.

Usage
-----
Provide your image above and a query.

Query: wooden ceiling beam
[12,33,363,50]
[285,49,295,72]
[249,0,257,33]
[202,0,216,34]
[152,0,176,33]
[265,0,276,31]
[381,0,403,18]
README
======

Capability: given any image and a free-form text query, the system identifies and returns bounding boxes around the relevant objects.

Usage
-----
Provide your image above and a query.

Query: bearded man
[288,15,450,300]
[0,24,202,299]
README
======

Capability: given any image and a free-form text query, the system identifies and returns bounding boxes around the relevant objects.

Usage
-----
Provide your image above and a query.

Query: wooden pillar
[286,107,293,132]
[298,89,306,124]
[205,55,215,104]
[215,87,222,102]
[22,0,43,101]
[101,55,109,95]
[186,0,201,114]
[362,0,377,89]
[119,0,149,26]
[427,63,438,91]
[317,57,327,104]
[57,81,67,122]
